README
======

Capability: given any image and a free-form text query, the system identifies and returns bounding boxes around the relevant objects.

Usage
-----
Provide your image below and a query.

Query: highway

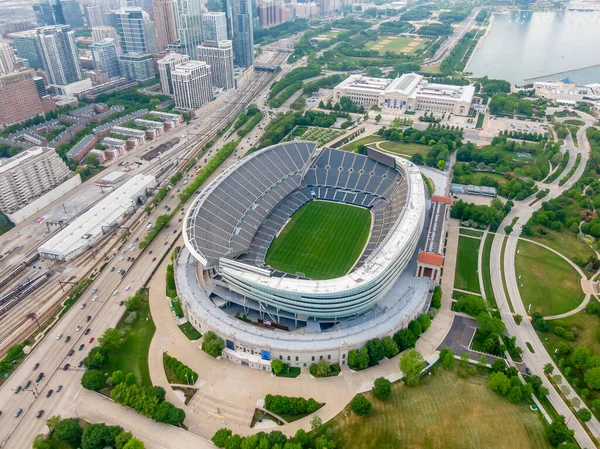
[490,113,599,449]
[423,8,480,66]
[0,48,296,449]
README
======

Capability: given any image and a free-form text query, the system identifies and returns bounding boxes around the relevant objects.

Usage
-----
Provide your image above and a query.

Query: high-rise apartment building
[171,60,213,110]
[152,0,179,51]
[197,40,234,90]
[9,30,43,70]
[0,42,16,74]
[0,147,72,214]
[176,0,203,59]
[202,12,228,42]
[90,38,121,77]
[257,0,284,28]
[228,0,254,68]
[61,0,84,29]
[85,5,104,27]
[107,8,148,54]
[33,0,65,26]
[92,25,120,47]
[35,25,83,85]
[118,52,154,82]
[157,51,189,94]
[0,69,44,126]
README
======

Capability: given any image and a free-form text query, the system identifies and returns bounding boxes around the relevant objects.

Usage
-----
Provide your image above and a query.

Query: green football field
[265,201,372,280]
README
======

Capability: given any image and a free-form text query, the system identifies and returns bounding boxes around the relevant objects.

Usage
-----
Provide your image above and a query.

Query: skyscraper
[92,25,121,48]
[9,30,43,70]
[176,0,203,60]
[152,0,179,51]
[90,38,121,77]
[85,5,104,27]
[197,40,234,90]
[171,60,213,110]
[60,0,84,29]
[107,8,148,54]
[118,52,154,81]
[202,12,228,42]
[0,42,16,74]
[228,0,254,68]
[35,25,83,85]
[0,69,44,126]
[33,1,57,26]
[157,52,189,94]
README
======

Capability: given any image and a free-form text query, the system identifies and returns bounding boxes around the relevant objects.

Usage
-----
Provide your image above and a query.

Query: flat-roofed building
[157,51,190,94]
[0,147,72,213]
[197,40,235,90]
[171,60,213,110]
[0,69,44,126]
[333,73,475,116]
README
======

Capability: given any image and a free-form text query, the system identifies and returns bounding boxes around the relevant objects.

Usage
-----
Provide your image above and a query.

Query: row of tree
[264,394,321,416]
[450,198,512,229]
[33,416,145,449]
[212,428,335,449]
[499,129,547,142]
[164,353,198,384]
[269,66,321,99]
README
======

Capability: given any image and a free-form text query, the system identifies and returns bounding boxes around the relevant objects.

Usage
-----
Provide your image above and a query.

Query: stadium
[177,141,439,370]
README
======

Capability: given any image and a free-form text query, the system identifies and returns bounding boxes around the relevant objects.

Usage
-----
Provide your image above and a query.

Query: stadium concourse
[178,141,444,370]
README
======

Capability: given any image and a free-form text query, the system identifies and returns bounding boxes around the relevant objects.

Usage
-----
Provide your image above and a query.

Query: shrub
[382,335,399,358]
[577,408,592,422]
[264,394,321,416]
[350,394,372,416]
[81,369,106,391]
[212,429,232,447]
[271,359,283,374]
[431,286,442,309]
[202,331,224,357]
[348,347,370,370]
[454,295,487,316]
[373,377,392,399]
[366,338,385,364]
[458,369,468,379]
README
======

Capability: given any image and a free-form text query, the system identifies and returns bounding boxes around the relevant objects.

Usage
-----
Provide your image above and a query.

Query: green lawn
[340,134,382,153]
[515,241,584,316]
[265,201,371,279]
[179,321,202,340]
[311,369,552,449]
[102,289,156,388]
[378,141,430,157]
[527,228,595,277]
[454,235,481,294]
[459,228,484,238]
[481,233,497,307]
[365,35,428,55]
[453,170,510,188]
[301,127,344,146]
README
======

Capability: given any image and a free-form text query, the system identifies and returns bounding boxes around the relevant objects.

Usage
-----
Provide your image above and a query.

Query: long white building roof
[39,174,156,258]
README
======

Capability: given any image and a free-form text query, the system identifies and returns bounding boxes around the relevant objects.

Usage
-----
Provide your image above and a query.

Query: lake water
[467,10,600,85]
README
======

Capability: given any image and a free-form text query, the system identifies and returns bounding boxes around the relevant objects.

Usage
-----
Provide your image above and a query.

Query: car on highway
[113,290,119,296]
[89,337,95,343]
[127,257,131,262]
[33,362,39,370]
[36,410,44,419]
[76,325,81,331]
[56,334,62,340]
[119,256,124,261]
[81,303,86,309]
[134,237,139,242]
[92,288,97,294]
[121,249,126,254]
[131,257,135,262]
[92,295,97,301]
[86,315,91,322]
[78,344,84,351]
[119,300,124,306]
[111,267,115,272]
[130,247,134,252]
[173,229,177,234]
[24,380,31,389]
[65,335,71,343]
[67,349,74,356]
[63,364,70,371]
[125,285,131,291]
[84,328,91,335]
[15,409,23,418]
[178,218,182,222]
[36,373,44,382]
[152,257,156,262]
[14,386,21,394]
[78,361,83,368]
[46,389,53,398]
[56,385,63,392]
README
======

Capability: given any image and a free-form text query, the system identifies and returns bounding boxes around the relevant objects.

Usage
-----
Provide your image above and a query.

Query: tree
[454,295,487,316]
[531,312,548,332]
[546,416,574,446]
[584,367,600,390]
[514,314,523,325]
[491,359,507,373]
[351,394,372,416]
[314,358,331,377]
[408,319,423,337]
[81,423,123,449]
[111,370,125,385]
[154,401,185,425]
[85,153,100,167]
[576,408,592,422]
[99,328,124,352]
[271,359,284,375]
[202,331,225,357]
[294,429,309,446]
[125,372,137,386]
[460,352,471,366]
[400,349,426,386]
[83,346,107,370]
[382,335,399,358]
[53,418,83,447]
[46,415,61,432]
[571,347,591,369]
[440,348,455,370]
[478,355,488,369]
[123,439,145,449]
[225,435,243,449]
[311,414,323,430]
[373,377,392,399]
[81,369,106,391]
[418,314,431,332]
[366,339,385,363]
[115,431,133,449]
[544,363,554,375]
[348,347,369,370]
[375,114,382,122]
[394,329,417,350]
[507,386,523,403]
[213,429,232,448]
[488,372,511,395]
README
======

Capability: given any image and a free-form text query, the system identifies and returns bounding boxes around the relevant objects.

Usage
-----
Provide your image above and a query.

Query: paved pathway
[477,228,489,300]
[489,112,599,448]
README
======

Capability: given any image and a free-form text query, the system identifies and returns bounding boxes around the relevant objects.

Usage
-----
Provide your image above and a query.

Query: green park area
[341,135,430,159]
[101,289,156,388]
[365,35,428,55]
[265,201,371,280]
[454,235,481,294]
[301,127,345,146]
[313,369,552,449]
[341,135,383,153]
[515,241,584,316]
[453,170,510,190]
[528,228,596,276]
